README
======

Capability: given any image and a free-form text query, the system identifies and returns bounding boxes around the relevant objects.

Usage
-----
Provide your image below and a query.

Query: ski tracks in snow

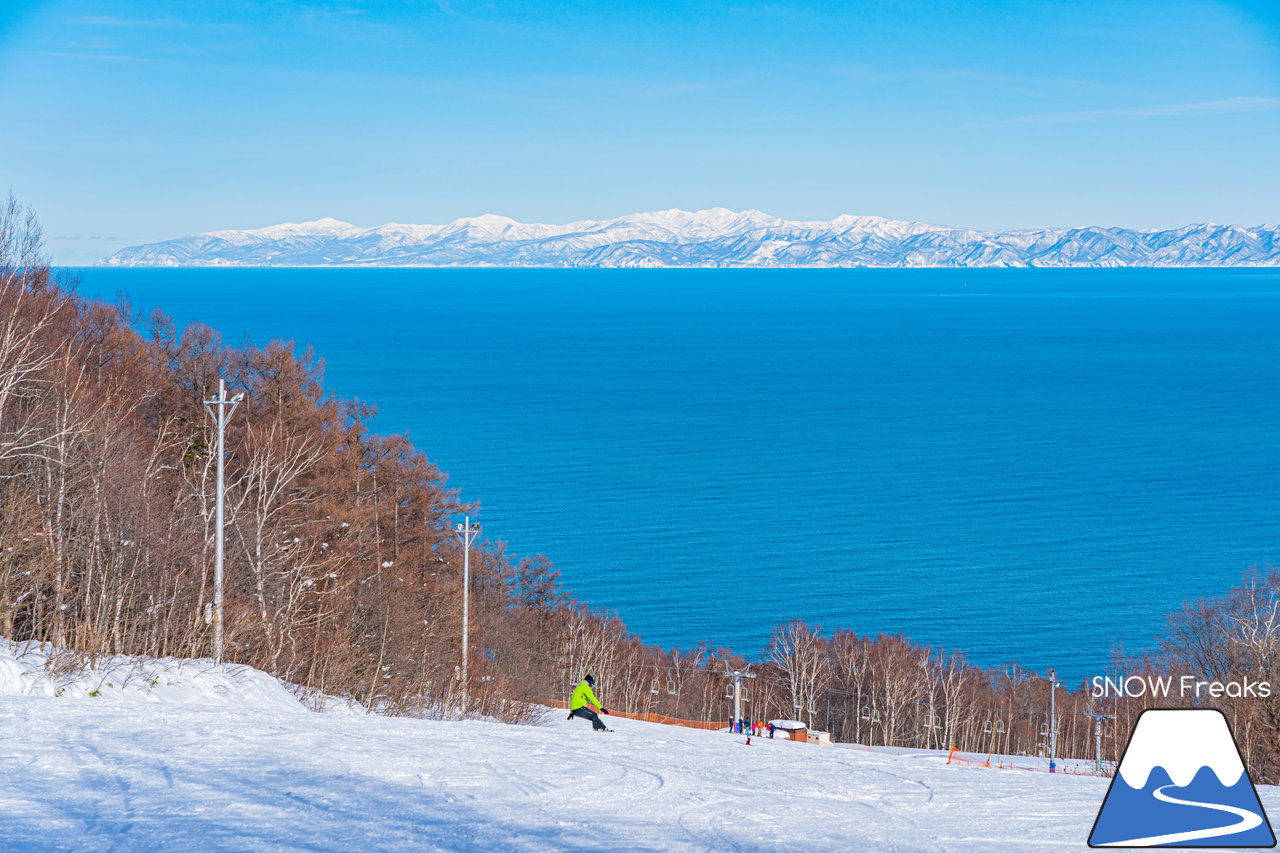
[3,699,1278,852]
[63,727,139,841]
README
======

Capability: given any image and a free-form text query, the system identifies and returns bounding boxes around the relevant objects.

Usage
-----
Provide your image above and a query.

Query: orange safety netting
[946,745,1110,776]
[553,701,723,731]
[946,745,994,768]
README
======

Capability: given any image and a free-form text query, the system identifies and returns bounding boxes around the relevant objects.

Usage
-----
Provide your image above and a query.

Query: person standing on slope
[568,674,611,731]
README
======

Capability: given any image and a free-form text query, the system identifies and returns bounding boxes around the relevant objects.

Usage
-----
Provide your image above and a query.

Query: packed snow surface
[3,642,1276,851]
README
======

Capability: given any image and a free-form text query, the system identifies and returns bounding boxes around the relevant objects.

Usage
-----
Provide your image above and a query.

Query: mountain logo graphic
[1089,709,1275,847]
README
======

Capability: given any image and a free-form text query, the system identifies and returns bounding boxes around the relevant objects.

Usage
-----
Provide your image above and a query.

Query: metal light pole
[203,378,243,664]
[1044,668,1061,771]
[453,516,481,704]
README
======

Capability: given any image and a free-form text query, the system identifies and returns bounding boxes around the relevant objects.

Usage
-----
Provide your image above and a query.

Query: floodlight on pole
[203,378,243,664]
[453,515,481,710]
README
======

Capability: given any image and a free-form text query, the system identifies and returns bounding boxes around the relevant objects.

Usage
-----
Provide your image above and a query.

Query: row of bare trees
[1117,568,1280,783]
[0,197,540,717]
[501,594,1280,783]
[5,197,1278,779]
[492,609,1114,763]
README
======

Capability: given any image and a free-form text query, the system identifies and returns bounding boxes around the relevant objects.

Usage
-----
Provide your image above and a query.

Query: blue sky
[1,0,1277,264]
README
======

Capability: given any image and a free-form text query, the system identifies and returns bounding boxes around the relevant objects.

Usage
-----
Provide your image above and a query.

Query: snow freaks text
[1091,675,1273,700]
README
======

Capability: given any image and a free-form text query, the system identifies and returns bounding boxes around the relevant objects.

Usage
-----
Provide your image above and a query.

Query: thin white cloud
[391,161,503,178]
[1005,96,1280,124]
[73,16,189,28]
[631,81,713,97]
[824,62,1134,93]
[14,49,151,62]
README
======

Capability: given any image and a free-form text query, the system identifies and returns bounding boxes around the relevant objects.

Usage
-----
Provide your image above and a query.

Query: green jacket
[570,679,601,711]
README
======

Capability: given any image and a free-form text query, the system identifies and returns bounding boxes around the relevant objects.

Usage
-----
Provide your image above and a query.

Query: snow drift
[0,638,304,712]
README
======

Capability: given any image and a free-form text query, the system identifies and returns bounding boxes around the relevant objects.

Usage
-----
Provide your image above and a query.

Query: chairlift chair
[994,719,1006,735]
[650,678,660,696]
[666,678,678,696]
[982,719,993,735]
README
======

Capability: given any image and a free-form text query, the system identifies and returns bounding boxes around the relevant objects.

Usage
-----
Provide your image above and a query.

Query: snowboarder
[568,674,611,732]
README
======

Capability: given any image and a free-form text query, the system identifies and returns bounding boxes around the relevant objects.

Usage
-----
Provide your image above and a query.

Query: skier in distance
[568,674,611,732]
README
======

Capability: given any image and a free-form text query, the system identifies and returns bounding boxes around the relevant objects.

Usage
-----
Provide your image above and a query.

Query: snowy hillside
[2,640,1273,851]
[0,639,306,712]
[100,208,1280,268]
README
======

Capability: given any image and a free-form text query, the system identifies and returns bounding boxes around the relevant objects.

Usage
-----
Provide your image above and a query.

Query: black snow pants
[569,707,608,730]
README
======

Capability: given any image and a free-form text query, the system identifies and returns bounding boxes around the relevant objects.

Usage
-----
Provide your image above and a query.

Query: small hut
[769,719,807,741]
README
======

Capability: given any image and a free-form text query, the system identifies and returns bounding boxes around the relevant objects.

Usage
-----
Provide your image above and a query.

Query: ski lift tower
[1043,668,1062,772]
[1085,709,1115,775]
[725,665,756,728]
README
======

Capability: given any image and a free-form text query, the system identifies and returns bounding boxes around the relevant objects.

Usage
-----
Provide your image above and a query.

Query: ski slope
[3,644,1275,852]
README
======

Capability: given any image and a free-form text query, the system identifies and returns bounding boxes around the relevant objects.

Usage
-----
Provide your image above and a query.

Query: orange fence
[947,745,1110,776]
[947,745,994,768]
[554,701,723,731]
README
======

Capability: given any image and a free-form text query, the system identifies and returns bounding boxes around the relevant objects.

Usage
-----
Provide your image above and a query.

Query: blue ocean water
[70,268,1280,682]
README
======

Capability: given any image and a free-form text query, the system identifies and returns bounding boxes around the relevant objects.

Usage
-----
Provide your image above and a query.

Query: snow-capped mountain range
[102,208,1280,268]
